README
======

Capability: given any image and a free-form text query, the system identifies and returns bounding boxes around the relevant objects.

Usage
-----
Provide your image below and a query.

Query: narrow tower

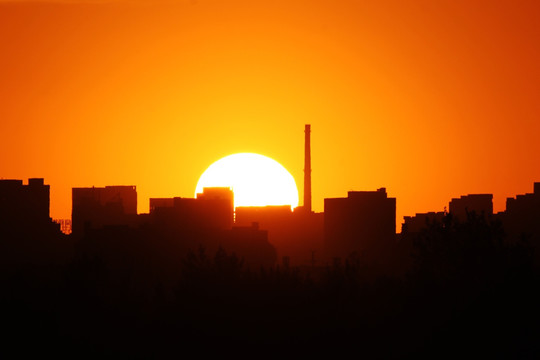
[304,124,312,212]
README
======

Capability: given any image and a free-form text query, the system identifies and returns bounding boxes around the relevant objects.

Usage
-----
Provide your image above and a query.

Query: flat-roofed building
[0,178,53,229]
[449,194,493,221]
[72,185,137,236]
[324,188,396,261]
[150,187,234,231]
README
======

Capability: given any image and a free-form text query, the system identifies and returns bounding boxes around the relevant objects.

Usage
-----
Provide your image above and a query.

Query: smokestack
[304,124,312,212]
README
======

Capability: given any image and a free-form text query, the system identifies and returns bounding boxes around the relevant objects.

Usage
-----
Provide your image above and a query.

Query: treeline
[1,213,539,358]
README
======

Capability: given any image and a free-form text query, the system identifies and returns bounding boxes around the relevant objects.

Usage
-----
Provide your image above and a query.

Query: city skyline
[6,174,540,236]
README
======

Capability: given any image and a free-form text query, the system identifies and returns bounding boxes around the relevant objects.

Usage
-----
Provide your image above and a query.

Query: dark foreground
[2,216,540,358]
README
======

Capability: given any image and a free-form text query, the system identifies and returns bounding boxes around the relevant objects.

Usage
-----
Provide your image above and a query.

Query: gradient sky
[1,0,539,226]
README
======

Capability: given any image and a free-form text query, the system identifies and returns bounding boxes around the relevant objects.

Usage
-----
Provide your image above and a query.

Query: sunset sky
[1,0,539,226]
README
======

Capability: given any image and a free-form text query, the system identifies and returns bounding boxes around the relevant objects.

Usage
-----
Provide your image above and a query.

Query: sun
[195,153,299,209]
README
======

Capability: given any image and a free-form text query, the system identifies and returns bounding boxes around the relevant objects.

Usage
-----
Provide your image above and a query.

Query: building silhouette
[498,182,540,264]
[71,185,137,236]
[147,187,275,268]
[221,222,277,268]
[503,183,540,223]
[402,211,445,234]
[150,187,233,230]
[324,188,396,261]
[449,194,493,221]
[0,178,54,229]
[401,194,493,234]
[236,205,292,229]
[235,205,324,266]
[0,178,65,267]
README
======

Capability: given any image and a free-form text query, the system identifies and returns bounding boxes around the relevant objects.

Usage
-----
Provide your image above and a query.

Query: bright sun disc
[195,153,299,209]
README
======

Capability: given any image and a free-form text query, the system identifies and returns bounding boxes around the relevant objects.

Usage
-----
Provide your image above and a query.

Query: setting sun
[195,153,299,209]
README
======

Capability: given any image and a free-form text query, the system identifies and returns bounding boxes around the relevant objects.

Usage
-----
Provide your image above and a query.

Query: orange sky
[1,0,539,227]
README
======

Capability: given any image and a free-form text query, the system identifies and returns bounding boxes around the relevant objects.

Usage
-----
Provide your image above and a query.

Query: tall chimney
[304,124,312,212]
